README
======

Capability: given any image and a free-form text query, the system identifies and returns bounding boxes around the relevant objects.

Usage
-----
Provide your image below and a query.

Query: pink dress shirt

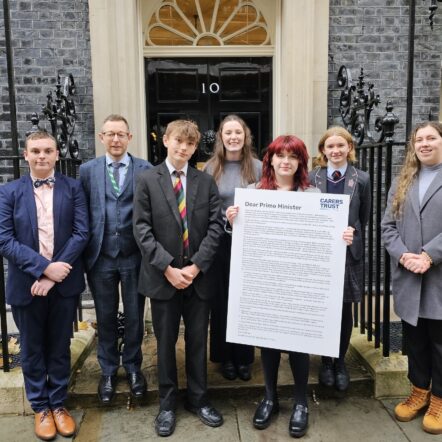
[32,175,55,260]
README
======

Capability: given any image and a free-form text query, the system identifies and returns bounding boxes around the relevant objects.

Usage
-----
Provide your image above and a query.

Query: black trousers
[209,232,254,365]
[151,287,210,411]
[261,347,309,406]
[403,318,442,397]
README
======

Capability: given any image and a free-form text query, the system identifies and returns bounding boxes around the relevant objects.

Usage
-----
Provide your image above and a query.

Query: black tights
[322,302,354,365]
[261,347,309,406]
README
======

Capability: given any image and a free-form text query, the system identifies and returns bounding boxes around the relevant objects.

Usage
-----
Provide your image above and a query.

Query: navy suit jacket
[133,162,223,301]
[0,172,89,306]
[79,154,152,271]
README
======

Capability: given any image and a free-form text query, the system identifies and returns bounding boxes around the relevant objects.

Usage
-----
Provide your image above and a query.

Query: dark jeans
[403,318,442,397]
[88,253,145,375]
[151,287,210,411]
[12,291,78,412]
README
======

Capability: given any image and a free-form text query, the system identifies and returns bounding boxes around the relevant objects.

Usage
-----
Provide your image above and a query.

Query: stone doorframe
[88,0,330,160]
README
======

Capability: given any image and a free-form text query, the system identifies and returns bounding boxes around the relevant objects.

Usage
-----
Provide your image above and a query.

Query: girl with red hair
[227,135,354,438]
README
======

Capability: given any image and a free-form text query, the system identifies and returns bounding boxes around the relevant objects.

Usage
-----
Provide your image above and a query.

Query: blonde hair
[25,131,57,149]
[164,119,201,144]
[102,114,130,131]
[392,121,442,218]
[203,114,258,185]
[314,126,357,168]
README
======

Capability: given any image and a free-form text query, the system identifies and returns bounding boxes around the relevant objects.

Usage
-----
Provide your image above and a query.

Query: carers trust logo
[320,197,344,210]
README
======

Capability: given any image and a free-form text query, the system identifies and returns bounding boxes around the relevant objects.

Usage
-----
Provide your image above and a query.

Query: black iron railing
[337,65,401,356]
[355,139,405,357]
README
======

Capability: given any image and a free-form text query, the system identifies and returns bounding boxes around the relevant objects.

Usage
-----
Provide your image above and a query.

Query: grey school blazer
[309,165,371,262]
[381,170,442,326]
[309,165,371,302]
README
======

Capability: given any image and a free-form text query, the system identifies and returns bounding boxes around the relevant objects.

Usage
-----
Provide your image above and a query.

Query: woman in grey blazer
[381,121,442,435]
[309,127,371,392]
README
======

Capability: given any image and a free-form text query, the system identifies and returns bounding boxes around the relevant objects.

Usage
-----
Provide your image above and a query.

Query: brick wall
[1,1,441,180]
[328,0,442,152]
[0,0,94,183]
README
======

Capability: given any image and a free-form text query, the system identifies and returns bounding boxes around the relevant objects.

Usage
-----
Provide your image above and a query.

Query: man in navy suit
[80,114,152,404]
[134,120,224,437]
[0,131,89,440]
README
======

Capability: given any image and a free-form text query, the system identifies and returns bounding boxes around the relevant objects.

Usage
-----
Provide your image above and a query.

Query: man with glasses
[80,114,152,404]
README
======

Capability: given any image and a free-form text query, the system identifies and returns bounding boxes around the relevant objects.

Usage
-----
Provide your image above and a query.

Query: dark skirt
[209,231,255,364]
[343,249,363,303]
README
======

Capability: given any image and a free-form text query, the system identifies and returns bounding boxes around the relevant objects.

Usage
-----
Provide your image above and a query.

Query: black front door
[146,57,272,165]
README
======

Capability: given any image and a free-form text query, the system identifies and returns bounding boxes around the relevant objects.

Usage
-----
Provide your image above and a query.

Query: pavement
[0,323,436,441]
[0,395,437,441]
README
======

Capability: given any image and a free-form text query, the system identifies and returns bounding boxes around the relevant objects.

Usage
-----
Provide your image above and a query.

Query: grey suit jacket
[133,162,223,301]
[79,154,152,271]
[381,170,442,325]
[309,165,371,261]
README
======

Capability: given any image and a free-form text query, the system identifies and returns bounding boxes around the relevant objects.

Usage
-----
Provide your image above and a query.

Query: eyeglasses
[101,132,129,140]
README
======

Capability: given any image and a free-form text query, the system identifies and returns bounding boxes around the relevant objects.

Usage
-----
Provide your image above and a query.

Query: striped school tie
[173,171,189,255]
[332,170,342,181]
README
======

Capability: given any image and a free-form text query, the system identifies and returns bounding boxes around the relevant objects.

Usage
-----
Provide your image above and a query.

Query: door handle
[201,129,216,155]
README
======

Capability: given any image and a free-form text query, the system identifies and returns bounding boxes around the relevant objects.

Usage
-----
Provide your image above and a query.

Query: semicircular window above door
[145,0,270,46]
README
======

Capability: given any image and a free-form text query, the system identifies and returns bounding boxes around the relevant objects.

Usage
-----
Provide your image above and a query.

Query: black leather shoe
[98,375,117,404]
[221,361,237,380]
[318,358,334,387]
[289,404,308,438]
[253,398,279,429]
[334,360,350,392]
[185,404,224,427]
[237,364,252,381]
[155,410,176,437]
[127,371,147,398]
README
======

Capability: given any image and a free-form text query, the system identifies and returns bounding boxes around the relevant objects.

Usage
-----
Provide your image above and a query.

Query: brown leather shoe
[52,407,76,437]
[34,409,56,441]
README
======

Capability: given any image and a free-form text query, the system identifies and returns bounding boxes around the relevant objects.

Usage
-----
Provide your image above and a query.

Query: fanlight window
[146,0,270,46]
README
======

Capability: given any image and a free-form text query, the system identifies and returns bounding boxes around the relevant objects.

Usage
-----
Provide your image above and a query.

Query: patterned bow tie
[34,177,55,188]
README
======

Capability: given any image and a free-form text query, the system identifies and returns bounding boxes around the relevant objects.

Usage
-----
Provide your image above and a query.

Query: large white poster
[226,188,350,357]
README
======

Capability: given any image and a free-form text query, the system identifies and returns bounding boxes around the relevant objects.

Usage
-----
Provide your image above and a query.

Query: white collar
[165,158,189,176]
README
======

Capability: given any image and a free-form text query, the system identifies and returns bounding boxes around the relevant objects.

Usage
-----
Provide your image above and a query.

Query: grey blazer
[309,165,371,302]
[133,162,223,301]
[79,154,152,271]
[309,165,371,261]
[381,170,442,326]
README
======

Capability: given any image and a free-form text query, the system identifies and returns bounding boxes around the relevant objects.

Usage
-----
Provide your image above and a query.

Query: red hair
[258,135,310,190]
